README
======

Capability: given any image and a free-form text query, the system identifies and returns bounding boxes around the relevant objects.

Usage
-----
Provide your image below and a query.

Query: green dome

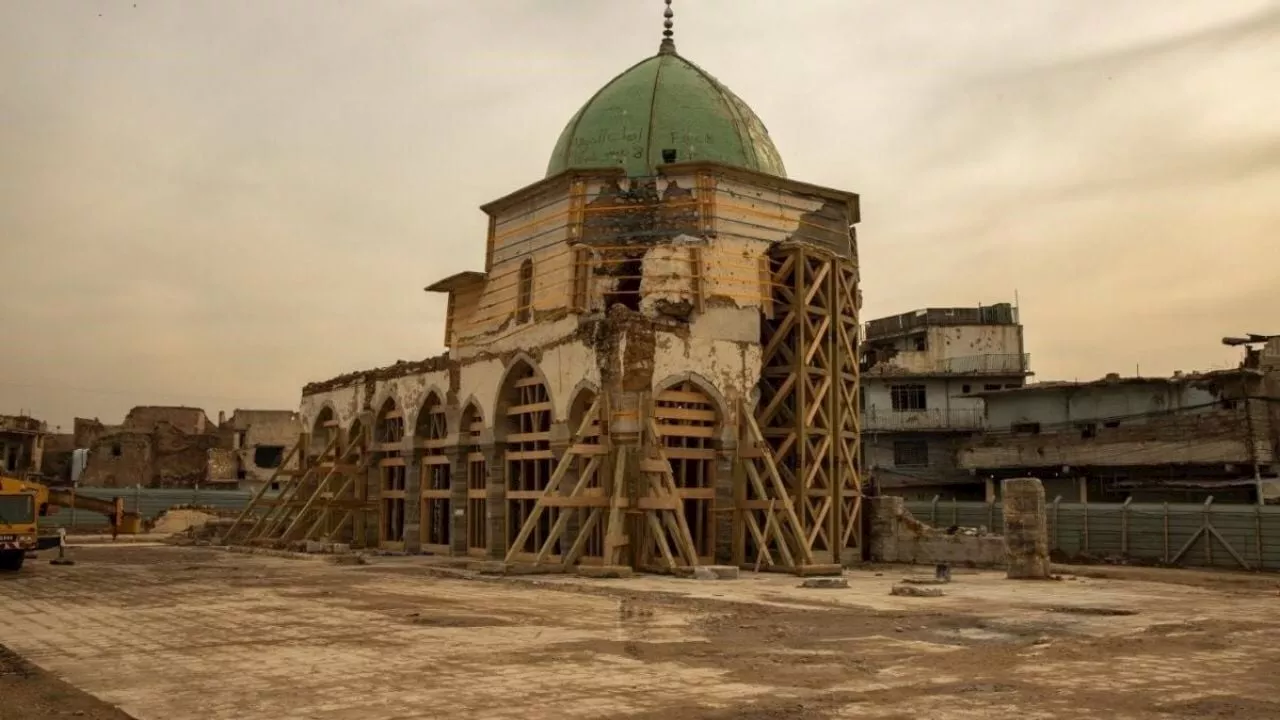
[546,47,787,178]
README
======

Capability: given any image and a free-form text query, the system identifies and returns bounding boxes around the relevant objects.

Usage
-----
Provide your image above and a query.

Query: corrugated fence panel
[900,498,1280,573]
[40,488,255,531]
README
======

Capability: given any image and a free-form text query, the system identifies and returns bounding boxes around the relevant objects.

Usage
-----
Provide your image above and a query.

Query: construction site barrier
[905,497,1280,573]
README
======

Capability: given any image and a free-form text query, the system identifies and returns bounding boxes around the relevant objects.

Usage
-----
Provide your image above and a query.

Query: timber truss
[221,430,376,548]
[749,242,863,571]
[503,397,703,572]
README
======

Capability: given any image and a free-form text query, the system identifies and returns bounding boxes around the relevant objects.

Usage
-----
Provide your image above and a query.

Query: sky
[1,0,1277,430]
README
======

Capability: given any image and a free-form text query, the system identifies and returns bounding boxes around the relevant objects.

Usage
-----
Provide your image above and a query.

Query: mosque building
[231,2,864,574]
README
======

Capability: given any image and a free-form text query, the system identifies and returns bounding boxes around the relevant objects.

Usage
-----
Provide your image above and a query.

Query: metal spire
[659,0,676,54]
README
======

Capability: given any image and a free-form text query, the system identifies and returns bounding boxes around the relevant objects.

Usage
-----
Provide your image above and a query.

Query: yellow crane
[0,473,142,571]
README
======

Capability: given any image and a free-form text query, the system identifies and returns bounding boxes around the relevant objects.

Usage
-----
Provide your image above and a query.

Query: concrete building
[0,414,47,478]
[207,410,303,492]
[959,368,1278,504]
[860,303,1030,500]
[252,12,864,573]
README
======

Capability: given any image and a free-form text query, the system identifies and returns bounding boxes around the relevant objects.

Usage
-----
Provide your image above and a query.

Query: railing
[861,352,1030,375]
[862,408,984,431]
[938,353,1030,375]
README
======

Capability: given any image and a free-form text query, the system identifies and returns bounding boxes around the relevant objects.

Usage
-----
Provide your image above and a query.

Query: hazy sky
[1,1,1277,430]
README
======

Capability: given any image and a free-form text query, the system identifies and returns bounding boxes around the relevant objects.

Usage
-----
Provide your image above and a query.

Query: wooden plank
[507,431,552,443]
[506,401,553,416]
[503,450,554,461]
[653,407,717,422]
[661,447,717,460]
[655,423,716,438]
[655,390,711,405]
[378,457,406,468]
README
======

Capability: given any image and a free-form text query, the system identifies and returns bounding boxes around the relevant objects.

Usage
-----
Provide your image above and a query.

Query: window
[1103,420,1121,429]
[516,259,534,324]
[983,384,1002,391]
[1077,423,1097,439]
[111,443,122,457]
[961,384,971,394]
[889,384,927,411]
[253,445,286,469]
[913,336,926,351]
[893,440,929,468]
[1011,422,1041,435]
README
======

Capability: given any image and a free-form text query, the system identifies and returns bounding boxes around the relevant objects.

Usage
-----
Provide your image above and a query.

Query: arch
[653,376,725,563]
[492,352,556,428]
[416,390,451,553]
[308,404,339,458]
[653,372,730,423]
[495,355,557,559]
[459,399,488,556]
[346,417,366,449]
[370,397,407,550]
[516,259,534,324]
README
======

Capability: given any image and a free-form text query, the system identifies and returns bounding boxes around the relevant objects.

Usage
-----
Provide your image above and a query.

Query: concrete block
[576,565,634,579]
[800,577,849,589]
[901,577,948,586]
[692,566,718,580]
[326,543,351,554]
[891,584,944,597]
[304,541,325,554]
[1003,477,1051,580]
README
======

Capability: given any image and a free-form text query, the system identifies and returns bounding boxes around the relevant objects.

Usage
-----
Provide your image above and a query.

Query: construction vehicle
[0,473,142,571]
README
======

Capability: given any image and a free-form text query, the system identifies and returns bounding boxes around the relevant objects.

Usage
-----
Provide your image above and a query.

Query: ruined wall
[865,325,1025,375]
[73,418,105,448]
[224,410,302,483]
[206,448,238,482]
[866,496,1006,567]
[961,404,1272,469]
[122,406,211,434]
[39,433,76,482]
[79,432,151,488]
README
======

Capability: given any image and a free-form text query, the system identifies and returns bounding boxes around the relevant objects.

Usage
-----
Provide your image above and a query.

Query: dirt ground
[1,547,1280,720]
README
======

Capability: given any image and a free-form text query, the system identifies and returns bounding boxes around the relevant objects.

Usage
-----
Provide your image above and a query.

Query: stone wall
[867,495,1006,567]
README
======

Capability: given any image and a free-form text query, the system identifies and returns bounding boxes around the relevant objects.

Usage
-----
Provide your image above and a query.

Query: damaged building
[206,410,302,492]
[0,414,47,478]
[232,20,865,574]
[57,406,299,490]
[959,366,1279,504]
[860,303,1031,499]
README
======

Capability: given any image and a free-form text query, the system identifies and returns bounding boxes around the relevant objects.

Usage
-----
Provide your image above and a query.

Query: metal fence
[42,488,255,532]
[905,498,1280,572]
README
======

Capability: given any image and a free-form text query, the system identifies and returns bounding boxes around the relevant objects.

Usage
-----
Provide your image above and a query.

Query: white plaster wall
[984,383,1219,429]
[452,315,578,362]
[299,385,364,432]
[456,339,599,428]
[368,371,451,430]
[652,309,761,423]
[714,177,824,243]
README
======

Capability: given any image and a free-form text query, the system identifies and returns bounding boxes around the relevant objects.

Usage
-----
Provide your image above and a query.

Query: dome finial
[659,0,676,54]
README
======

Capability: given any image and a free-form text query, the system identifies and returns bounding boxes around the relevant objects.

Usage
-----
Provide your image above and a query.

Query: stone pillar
[1002,477,1050,579]
[403,449,422,553]
[713,431,736,564]
[446,446,467,555]
[482,441,506,560]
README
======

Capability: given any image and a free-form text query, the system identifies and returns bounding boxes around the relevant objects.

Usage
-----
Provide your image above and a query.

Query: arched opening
[500,361,556,559]
[309,406,337,459]
[567,388,604,562]
[460,402,487,556]
[375,398,406,549]
[516,259,534,324]
[655,379,721,563]
[415,393,450,554]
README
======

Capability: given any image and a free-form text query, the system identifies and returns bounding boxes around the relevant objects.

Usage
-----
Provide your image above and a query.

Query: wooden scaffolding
[221,428,376,548]
[745,242,862,571]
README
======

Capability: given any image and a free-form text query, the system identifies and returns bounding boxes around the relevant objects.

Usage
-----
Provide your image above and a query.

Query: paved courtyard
[2,546,1280,719]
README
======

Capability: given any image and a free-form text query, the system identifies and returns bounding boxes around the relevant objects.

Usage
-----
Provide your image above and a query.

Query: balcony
[861,352,1031,376]
[862,408,985,432]
[937,353,1030,375]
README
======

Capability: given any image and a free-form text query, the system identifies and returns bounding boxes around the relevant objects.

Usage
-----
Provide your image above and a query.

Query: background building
[860,303,1030,499]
